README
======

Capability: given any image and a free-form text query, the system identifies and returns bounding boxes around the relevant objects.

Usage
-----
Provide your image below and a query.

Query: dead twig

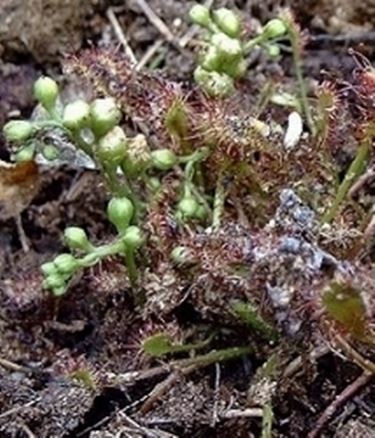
[139,347,252,413]
[15,214,30,253]
[221,408,264,419]
[19,423,37,438]
[134,0,189,57]
[0,398,41,420]
[136,39,164,71]
[348,169,375,198]
[309,31,375,47]
[334,334,375,375]
[0,357,29,373]
[117,411,177,438]
[283,344,330,378]
[135,0,213,70]
[307,372,373,438]
[134,0,176,44]
[140,371,182,414]
[106,7,137,64]
[211,363,221,427]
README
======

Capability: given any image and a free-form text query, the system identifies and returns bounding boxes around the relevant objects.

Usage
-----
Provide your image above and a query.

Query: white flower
[283,111,303,150]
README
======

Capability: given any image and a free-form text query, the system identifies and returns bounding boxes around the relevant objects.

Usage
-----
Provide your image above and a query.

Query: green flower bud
[90,98,122,137]
[194,68,234,98]
[177,196,199,220]
[121,134,151,176]
[266,44,281,58]
[147,177,161,192]
[212,8,241,38]
[194,65,210,84]
[151,149,177,171]
[3,120,34,142]
[97,126,127,167]
[44,273,65,289]
[170,246,195,266]
[211,33,242,61]
[51,286,67,297]
[200,45,220,72]
[34,76,59,110]
[63,100,90,130]
[189,4,211,27]
[194,205,208,221]
[224,57,247,79]
[41,144,60,161]
[122,225,144,250]
[64,227,92,252]
[14,144,36,162]
[262,18,287,40]
[53,253,79,275]
[41,261,58,277]
[107,197,134,235]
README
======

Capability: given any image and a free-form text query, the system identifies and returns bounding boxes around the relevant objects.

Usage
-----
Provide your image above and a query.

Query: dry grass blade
[106,7,137,64]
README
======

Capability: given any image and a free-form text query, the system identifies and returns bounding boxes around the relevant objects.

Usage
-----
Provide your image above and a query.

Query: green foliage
[232,301,279,340]
[164,99,189,147]
[142,333,177,357]
[142,332,214,358]
[323,281,368,341]
[69,368,97,390]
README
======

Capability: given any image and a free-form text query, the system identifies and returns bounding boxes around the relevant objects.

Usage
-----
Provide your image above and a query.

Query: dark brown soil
[0,1,374,437]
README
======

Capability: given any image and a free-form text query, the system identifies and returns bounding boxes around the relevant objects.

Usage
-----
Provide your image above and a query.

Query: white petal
[283,111,303,150]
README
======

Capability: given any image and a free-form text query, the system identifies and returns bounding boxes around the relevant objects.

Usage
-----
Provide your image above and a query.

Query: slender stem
[321,138,370,224]
[78,234,140,292]
[212,169,226,231]
[243,35,265,54]
[47,106,63,122]
[71,130,94,158]
[255,81,276,118]
[176,346,253,369]
[125,248,138,288]
[190,185,212,216]
[288,30,315,135]
[178,147,210,165]
[79,240,125,268]
[261,403,274,438]
[108,345,253,385]
[103,165,128,197]
[41,101,62,123]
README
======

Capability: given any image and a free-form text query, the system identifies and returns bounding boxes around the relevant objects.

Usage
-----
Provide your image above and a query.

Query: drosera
[1,10,374,429]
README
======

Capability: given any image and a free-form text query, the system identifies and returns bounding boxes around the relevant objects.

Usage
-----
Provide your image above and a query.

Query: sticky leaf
[323,281,367,340]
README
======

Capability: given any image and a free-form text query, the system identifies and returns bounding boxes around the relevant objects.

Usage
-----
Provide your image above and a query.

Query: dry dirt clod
[0,0,95,63]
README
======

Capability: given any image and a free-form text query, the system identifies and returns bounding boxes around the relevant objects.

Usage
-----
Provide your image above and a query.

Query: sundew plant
[2,5,375,430]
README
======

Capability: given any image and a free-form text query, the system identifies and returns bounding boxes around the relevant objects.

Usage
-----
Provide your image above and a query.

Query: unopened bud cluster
[107,196,143,248]
[190,5,244,97]
[42,196,145,296]
[2,75,127,166]
[175,184,207,223]
[190,4,287,97]
[3,77,62,161]
[41,253,80,296]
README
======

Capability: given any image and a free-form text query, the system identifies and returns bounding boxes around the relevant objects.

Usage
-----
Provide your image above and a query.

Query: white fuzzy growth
[283,111,303,150]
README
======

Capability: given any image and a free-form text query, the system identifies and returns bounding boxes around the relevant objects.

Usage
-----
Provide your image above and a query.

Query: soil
[0,1,374,437]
